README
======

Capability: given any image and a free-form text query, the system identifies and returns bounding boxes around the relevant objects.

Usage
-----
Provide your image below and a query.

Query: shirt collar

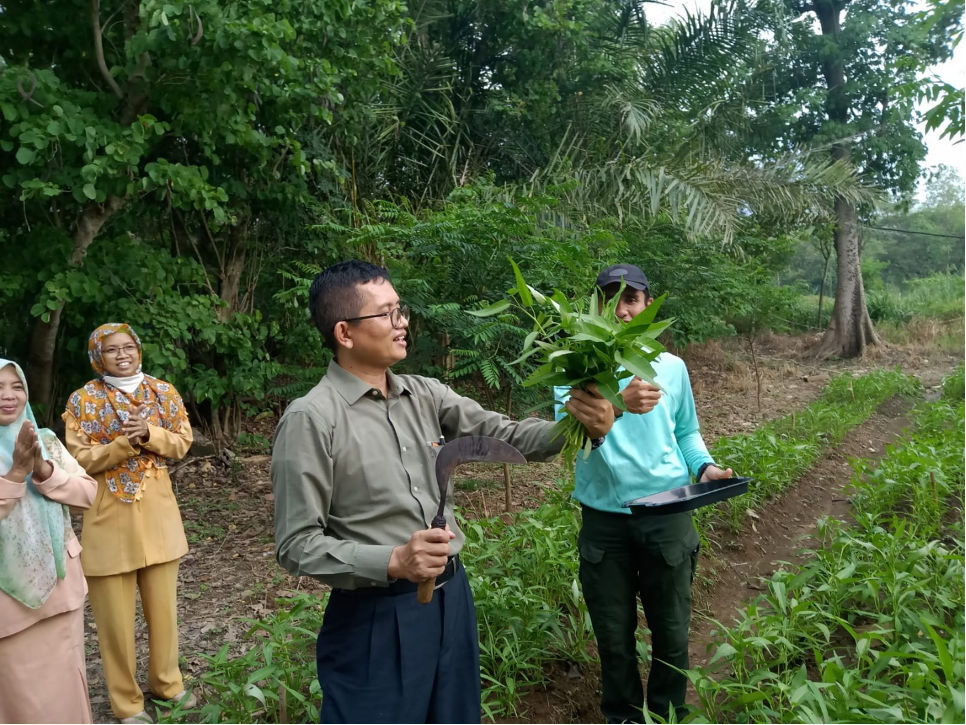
[326,361,412,405]
[386,369,411,398]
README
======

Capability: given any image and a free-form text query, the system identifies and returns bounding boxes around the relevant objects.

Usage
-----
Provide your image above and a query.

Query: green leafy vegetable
[470,260,674,462]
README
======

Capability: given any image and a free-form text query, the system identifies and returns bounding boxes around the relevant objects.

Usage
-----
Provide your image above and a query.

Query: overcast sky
[648,0,966,185]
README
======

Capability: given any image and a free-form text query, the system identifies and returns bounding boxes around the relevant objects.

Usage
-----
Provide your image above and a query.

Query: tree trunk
[810,0,879,358]
[816,246,831,329]
[503,384,513,513]
[202,215,250,449]
[27,197,126,417]
[812,199,880,357]
[217,215,249,322]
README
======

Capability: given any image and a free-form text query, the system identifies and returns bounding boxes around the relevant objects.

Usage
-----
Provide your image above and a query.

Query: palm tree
[346,0,877,241]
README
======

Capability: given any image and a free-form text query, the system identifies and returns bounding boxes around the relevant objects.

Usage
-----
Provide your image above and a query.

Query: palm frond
[640,1,762,106]
[525,142,880,244]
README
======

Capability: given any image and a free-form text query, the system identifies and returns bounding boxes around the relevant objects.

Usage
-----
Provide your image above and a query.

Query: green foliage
[866,289,912,326]
[0,231,281,425]
[866,167,965,286]
[0,0,405,209]
[902,274,966,321]
[867,273,965,326]
[747,0,959,200]
[1,0,958,436]
[784,167,965,300]
[907,0,965,142]
[236,432,272,454]
[850,393,965,540]
[687,390,965,724]
[690,520,964,723]
[620,221,805,344]
[472,261,672,461]
[462,488,594,718]
[287,189,632,414]
[159,593,326,724]
[0,0,406,431]
[941,364,965,401]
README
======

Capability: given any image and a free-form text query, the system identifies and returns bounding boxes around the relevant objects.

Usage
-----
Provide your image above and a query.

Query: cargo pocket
[577,536,606,591]
[577,537,605,564]
[660,539,700,601]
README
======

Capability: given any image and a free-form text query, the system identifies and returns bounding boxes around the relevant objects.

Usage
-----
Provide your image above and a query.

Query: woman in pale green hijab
[0,358,97,723]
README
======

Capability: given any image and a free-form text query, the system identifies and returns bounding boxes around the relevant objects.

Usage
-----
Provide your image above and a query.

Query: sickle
[417,436,526,604]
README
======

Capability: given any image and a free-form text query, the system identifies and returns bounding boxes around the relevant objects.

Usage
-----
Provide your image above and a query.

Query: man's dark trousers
[316,559,481,724]
[578,506,700,723]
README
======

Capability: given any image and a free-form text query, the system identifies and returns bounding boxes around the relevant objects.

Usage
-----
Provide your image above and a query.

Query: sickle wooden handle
[417,578,436,604]
[418,517,449,604]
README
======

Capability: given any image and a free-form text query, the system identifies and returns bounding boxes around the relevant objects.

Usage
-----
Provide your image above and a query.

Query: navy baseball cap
[595,264,649,293]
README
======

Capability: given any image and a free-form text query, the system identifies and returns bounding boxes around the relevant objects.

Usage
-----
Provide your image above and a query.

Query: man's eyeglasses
[102,345,139,358]
[344,305,410,329]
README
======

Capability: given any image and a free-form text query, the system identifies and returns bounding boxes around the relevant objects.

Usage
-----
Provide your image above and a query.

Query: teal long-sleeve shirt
[555,352,714,514]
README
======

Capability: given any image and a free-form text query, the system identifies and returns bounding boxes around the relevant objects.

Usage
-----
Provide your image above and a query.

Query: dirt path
[687,397,914,675]
[79,334,959,723]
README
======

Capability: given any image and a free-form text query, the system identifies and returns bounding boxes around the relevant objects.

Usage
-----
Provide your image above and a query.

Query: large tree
[748,0,961,357]
[0,0,404,422]
[355,1,873,242]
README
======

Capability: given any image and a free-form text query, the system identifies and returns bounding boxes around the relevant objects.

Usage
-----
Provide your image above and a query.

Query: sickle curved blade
[433,436,526,521]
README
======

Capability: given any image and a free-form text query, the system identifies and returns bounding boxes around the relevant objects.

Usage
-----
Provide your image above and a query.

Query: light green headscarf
[0,359,68,609]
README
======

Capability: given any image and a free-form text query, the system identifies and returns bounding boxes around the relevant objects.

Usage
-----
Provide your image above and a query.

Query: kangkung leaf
[467,298,512,317]
[509,258,532,307]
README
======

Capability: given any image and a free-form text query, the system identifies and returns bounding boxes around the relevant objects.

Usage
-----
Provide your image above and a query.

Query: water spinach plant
[469,260,672,461]
[687,368,965,724]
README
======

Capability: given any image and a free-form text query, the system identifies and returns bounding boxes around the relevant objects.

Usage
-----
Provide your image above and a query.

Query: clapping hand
[4,421,53,482]
[121,403,149,445]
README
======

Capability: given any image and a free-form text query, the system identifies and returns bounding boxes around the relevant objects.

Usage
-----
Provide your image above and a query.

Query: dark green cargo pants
[578,505,700,724]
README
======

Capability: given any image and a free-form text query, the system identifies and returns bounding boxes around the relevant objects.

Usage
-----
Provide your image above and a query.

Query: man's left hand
[566,383,615,439]
[700,464,733,482]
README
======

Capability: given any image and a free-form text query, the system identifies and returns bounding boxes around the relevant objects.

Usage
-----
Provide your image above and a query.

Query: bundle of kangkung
[469,261,673,463]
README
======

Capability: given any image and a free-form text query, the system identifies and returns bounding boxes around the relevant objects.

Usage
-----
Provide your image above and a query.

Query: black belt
[333,556,460,598]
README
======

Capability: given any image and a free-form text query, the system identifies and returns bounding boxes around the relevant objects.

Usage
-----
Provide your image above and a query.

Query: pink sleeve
[31,462,97,510]
[0,476,26,521]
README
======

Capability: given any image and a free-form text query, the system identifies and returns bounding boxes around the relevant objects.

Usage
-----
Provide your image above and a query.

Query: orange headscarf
[64,324,189,503]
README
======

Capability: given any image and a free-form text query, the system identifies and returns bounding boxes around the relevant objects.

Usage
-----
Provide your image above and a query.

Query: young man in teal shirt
[557,264,732,723]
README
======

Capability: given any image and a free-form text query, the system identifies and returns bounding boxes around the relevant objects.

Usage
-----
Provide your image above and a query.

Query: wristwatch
[590,436,606,451]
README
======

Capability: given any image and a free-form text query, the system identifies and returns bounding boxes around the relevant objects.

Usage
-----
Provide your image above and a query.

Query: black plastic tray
[621,477,753,515]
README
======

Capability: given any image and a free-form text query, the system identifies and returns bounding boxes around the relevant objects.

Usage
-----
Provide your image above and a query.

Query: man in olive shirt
[271,260,614,724]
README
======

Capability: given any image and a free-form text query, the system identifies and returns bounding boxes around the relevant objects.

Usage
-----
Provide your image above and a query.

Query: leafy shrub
[867,288,913,324]
[904,273,965,321]
[942,364,965,401]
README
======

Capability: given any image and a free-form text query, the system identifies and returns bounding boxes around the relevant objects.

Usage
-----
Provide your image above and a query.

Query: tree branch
[176,207,217,297]
[199,211,225,274]
[92,0,124,99]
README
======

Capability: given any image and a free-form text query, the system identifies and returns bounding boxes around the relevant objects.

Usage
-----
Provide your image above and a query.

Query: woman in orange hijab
[64,324,197,724]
